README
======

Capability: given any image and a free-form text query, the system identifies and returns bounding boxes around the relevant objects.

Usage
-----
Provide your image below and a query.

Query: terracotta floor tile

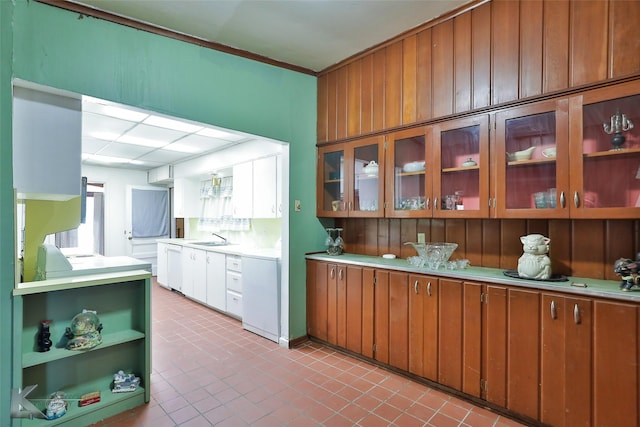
[94,281,528,427]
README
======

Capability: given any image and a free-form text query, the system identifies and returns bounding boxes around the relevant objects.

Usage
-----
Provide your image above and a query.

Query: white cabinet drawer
[226,290,242,317]
[227,271,242,293]
[226,255,242,272]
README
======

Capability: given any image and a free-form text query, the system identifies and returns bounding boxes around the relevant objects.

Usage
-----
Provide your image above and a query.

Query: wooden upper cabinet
[543,0,570,93]
[385,41,403,129]
[432,19,454,117]
[336,66,348,140]
[347,60,362,137]
[609,0,640,79]
[416,29,433,121]
[472,2,491,109]
[402,35,417,125]
[492,0,520,105]
[317,74,328,144]
[570,0,608,87]
[519,0,543,98]
[454,12,472,113]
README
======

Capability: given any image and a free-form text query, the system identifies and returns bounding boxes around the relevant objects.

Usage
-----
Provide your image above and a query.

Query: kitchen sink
[192,241,230,247]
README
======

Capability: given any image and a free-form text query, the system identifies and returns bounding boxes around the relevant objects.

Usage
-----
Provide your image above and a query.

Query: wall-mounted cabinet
[253,155,281,218]
[317,136,384,217]
[13,85,82,201]
[232,162,253,218]
[173,177,200,219]
[494,98,570,218]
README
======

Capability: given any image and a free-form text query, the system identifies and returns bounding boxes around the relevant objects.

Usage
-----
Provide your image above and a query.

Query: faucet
[210,232,227,244]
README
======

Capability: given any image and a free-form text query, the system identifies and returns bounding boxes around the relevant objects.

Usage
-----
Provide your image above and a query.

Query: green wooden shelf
[22,330,145,368]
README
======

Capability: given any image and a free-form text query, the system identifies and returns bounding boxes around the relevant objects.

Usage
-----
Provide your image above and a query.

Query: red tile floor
[93,279,526,427]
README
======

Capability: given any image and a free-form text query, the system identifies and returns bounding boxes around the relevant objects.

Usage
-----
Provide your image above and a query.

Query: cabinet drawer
[226,290,242,317]
[226,255,242,272]
[227,271,242,293]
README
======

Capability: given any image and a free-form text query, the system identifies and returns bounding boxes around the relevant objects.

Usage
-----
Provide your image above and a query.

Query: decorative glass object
[325,228,344,255]
[65,309,103,350]
[404,242,458,269]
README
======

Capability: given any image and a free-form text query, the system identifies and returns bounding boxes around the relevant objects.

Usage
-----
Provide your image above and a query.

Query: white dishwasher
[241,256,280,343]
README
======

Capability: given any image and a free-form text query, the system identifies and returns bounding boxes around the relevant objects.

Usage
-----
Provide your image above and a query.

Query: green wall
[1,1,326,422]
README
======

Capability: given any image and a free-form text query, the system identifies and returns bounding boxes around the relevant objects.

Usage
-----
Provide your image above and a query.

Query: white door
[126,185,170,274]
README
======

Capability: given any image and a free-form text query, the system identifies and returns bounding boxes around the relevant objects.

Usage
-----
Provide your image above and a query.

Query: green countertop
[306,252,640,303]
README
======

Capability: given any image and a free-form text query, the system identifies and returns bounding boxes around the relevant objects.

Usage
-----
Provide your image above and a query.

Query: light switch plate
[417,233,426,244]
[294,200,301,212]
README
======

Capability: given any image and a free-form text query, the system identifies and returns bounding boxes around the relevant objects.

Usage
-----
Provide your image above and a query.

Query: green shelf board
[23,330,145,368]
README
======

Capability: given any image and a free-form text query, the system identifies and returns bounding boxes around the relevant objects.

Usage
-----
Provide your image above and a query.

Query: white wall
[81,164,151,257]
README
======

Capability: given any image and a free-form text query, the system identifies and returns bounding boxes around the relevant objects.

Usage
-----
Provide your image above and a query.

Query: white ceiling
[68,0,471,171]
[81,96,257,171]
[68,0,471,72]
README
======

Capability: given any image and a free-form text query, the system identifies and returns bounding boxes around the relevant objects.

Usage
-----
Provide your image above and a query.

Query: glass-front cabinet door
[494,99,569,218]
[385,127,430,218]
[317,136,384,217]
[432,116,489,218]
[569,80,640,219]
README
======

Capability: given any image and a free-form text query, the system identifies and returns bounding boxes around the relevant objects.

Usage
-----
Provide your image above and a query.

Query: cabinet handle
[434,198,438,210]
[574,303,581,324]
[573,191,580,208]
[414,280,419,294]
[560,191,566,208]
[550,300,557,319]
[338,268,343,280]
[427,282,432,297]
[426,197,430,209]
[348,201,352,211]
[330,267,335,279]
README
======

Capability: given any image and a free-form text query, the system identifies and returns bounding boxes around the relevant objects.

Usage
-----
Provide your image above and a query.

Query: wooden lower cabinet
[374,270,409,371]
[592,299,639,427]
[438,279,482,397]
[484,285,541,421]
[306,259,640,426]
[540,293,592,427]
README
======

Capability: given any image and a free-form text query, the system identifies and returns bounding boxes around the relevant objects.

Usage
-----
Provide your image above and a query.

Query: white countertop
[157,238,281,260]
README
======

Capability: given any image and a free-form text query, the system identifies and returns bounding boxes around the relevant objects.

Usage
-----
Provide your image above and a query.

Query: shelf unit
[12,270,151,427]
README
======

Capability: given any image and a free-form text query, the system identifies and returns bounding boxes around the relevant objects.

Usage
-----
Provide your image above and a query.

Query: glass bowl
[404,242,458,269]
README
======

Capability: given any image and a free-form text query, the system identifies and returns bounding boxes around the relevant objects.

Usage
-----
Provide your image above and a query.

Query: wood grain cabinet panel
[471,2,491,109]
[540,293,592,427]
[570,0,608,87]
[388,271,409,371]
[416,29,433,122]
[492,0,520,104]
[402,34,417,125]
[361,55,373,135]
[593,299,639,427]
[306,260,328,341]
[372,50,386,132]
[454,12,472,113]
[438,278,463,390]
[609,0,640,79]
[409,274,439,380]
[347,60,362,137]
[432,19,454,118]
[327,71,338,142]
[543,0,569,93]
[519,0,543,98]
[345,265,364,353]
[336,66,348,140]
[385,41,403,129]
[374,270,390,364]
[317,74,328,144]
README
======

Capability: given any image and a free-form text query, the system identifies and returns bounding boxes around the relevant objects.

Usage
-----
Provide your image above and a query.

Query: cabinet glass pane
[321,150,344,212]
[440,125,480,211]
[582,94,640,209]
[393,135,426,211]
[353,144,379,212]
[504,112,557,210]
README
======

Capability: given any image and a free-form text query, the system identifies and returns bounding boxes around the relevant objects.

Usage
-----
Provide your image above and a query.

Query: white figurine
[517,234,552,280]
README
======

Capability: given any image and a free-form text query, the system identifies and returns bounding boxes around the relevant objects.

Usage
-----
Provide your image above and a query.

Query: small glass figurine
[65,309,103,350]
[325,228,344,255]
[45,391,67,420]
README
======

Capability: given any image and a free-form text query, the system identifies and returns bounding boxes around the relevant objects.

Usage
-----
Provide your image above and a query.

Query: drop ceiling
[62,0,472,171]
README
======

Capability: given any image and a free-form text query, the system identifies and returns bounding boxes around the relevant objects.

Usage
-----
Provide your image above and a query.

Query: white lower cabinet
[157,243,169,287]
[226,255,243,318]
[206,252,226,311]
[182,247,206,301]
